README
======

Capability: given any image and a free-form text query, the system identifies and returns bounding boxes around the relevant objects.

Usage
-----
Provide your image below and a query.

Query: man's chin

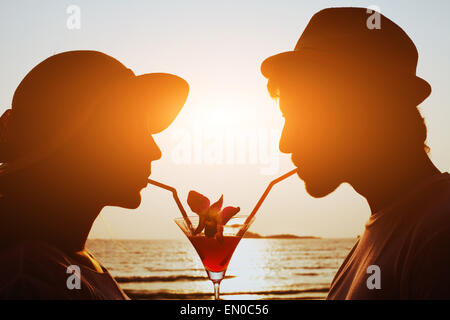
[301,176,340,198]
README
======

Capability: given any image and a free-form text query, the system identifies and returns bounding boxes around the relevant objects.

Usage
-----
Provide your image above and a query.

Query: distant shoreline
[243,231,321,239]
[87,236,361,241]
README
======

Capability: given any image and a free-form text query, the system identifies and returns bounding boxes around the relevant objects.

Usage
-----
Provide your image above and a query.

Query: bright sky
[1,0,449,239]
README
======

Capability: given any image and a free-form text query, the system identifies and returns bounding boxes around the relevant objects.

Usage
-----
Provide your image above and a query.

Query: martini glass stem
[206,269,225,299]
[213,281,221,300]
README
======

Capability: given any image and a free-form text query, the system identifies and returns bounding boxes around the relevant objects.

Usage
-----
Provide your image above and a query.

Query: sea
[86,238,356,300]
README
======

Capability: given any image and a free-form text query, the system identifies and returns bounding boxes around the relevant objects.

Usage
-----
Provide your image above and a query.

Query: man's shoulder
[403,173,450,255]
[416,173,450,227]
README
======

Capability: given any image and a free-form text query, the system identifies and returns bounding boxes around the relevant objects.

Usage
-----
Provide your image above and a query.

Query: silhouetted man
[0,51,189,299]
[261,7,449,299]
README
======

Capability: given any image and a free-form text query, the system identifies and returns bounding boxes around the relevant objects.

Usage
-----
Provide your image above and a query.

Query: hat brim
[261,49,331,79]
[131,73,189,134]
[261,50,431,106]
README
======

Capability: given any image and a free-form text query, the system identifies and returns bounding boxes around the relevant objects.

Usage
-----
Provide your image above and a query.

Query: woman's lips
[138,169,151,188]
[144,170,151,186]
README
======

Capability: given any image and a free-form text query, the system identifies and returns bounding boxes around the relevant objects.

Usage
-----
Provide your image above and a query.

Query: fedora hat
[261,7,431,105]
[0,50,189,173]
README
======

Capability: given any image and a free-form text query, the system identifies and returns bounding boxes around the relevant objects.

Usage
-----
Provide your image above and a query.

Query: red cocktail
[189,235,241,272]
[149,168,298,300]
[174,215,253,300]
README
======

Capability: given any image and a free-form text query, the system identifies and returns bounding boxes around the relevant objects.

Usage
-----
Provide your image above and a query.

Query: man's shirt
[328,172,450,299]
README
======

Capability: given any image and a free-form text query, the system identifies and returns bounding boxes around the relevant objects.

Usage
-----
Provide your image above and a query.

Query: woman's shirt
[0,240,129,299]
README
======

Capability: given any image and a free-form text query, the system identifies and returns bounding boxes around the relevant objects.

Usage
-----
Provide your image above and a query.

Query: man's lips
[291,156,305,179]
[291,155,301,168]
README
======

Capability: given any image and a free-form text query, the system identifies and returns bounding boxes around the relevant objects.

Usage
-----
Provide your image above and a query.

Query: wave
[282,266,334,270]
[294,272,319,276]
[300,266,336,270]
[125,287,330,300]
[145,268,204,272]
[115,275,235,283]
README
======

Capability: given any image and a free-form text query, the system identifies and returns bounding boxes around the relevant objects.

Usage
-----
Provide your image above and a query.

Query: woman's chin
[112,192,142,209]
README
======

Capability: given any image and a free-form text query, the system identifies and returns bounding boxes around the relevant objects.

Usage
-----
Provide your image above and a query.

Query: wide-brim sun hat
[0,50,189,174]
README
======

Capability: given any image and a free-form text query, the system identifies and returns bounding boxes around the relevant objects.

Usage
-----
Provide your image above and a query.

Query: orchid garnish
[187,191,240,240]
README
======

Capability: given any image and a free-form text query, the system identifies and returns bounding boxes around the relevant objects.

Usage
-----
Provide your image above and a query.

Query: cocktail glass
[149,168,297,300]
[175,215,254,300]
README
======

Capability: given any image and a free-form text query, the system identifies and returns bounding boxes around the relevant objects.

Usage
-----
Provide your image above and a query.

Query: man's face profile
[275,74,366,198]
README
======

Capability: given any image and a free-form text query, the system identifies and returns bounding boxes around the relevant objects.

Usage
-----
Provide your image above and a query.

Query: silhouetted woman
[0,51,188,299]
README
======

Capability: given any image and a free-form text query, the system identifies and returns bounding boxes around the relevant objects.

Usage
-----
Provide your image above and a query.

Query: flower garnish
[187,191,240,240]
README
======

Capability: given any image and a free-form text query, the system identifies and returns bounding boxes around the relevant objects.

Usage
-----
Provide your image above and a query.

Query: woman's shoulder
[0,240,75,299]
[0,240,74,268]
[0,240,129,300]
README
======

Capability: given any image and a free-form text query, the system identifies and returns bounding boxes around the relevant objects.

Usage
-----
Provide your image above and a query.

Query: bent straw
[243,168,298,227]
[148,169,297,237]
[147,179,194,233]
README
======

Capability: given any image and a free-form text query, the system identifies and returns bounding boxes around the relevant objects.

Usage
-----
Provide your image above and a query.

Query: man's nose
[279,124,293,154]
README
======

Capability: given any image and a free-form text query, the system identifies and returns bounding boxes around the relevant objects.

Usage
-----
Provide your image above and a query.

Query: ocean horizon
[87,238,356,300]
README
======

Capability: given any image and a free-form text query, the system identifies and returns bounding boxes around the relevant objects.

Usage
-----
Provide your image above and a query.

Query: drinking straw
[243,168,298,226]
[147,179,194,233]
[148,169,297,236]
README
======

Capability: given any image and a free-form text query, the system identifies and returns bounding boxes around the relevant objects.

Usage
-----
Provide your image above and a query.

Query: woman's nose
[149,136,162,161]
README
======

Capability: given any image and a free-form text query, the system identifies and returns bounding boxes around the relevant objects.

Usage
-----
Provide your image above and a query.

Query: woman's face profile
[64,101,162,210]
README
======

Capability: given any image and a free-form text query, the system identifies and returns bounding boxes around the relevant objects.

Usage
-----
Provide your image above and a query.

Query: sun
[188,97,253,129]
